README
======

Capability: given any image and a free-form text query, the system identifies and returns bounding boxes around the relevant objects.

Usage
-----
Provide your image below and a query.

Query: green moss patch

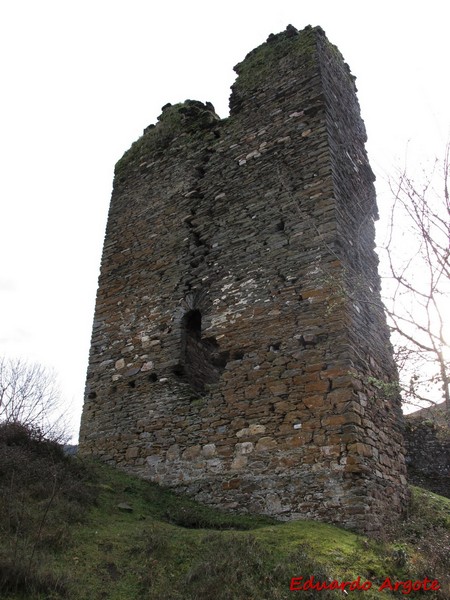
[1,435,449,599]
[114,100,219,178]
[232,26,318,94]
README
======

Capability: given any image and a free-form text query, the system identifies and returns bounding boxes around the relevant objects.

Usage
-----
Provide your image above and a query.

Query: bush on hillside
[0,421,97,597]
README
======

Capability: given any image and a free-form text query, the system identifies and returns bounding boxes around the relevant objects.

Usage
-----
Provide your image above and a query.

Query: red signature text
[290,575,440,594]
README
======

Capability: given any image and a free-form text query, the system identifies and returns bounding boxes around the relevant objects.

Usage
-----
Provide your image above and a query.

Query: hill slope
[0,424,449,599]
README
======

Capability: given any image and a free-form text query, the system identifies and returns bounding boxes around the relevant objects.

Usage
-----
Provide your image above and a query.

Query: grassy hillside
[0,423,449,599]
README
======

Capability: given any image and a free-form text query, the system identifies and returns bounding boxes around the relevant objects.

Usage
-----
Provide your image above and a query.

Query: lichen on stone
[229,25,319,114]
[115,100,219,177]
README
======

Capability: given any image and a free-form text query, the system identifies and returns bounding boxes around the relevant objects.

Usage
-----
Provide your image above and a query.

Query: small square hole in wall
[172,365,185,378]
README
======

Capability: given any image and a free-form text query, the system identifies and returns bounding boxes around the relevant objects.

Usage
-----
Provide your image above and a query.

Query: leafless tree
[0,357,67,441]
[381,145,450,414]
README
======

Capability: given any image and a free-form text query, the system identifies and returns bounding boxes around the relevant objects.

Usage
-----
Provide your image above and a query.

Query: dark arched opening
[178,309,228,392]
[185,309,202,339]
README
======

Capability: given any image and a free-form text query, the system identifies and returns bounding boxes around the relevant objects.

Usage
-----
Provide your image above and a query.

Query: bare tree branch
[381,145,450,414]
[0,357,68,441]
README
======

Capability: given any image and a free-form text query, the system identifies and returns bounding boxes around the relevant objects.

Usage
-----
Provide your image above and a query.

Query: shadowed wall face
[79,25,408,534]
[180,309,227,392]
[405,407,450,498]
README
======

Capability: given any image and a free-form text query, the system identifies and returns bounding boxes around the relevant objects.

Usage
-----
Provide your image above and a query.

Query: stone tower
[79,25,407,534]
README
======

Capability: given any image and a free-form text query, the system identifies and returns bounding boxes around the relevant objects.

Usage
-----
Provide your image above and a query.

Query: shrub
[0,421,97,597]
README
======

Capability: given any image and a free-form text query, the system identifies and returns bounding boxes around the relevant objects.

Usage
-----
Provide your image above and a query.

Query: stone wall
[405,404,450,498]
[79,25,408,534]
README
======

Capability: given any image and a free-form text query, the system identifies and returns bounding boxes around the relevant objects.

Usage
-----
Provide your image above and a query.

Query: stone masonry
[79,25,408,534]
[405,404,450,498]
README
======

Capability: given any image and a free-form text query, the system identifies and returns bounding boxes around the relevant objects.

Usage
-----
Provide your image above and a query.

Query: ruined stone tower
[79,25,408,533]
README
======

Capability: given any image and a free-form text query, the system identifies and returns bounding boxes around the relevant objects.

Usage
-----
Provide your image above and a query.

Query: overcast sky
[1,1,449,441]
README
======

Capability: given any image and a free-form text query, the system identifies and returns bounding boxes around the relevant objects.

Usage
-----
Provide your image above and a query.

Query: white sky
[1,1,449,441]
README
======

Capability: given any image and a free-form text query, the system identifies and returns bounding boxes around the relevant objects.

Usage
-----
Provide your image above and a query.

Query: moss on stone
[115,101,219,178]
[232,25,318,93]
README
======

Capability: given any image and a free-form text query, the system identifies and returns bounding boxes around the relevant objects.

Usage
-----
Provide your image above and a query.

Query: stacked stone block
[79,25,408,534]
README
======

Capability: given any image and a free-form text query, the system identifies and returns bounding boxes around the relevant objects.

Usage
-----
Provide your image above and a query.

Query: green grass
[57,477,450,600]
[0,424,449,599]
